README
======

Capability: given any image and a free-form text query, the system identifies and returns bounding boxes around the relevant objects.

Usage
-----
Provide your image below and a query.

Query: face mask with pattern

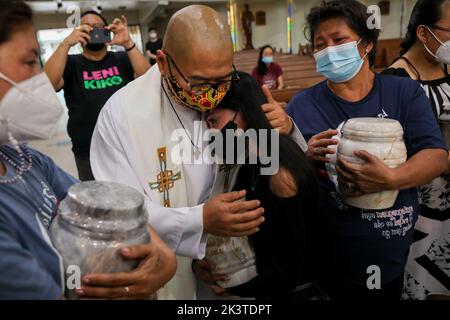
[162,74,230,113]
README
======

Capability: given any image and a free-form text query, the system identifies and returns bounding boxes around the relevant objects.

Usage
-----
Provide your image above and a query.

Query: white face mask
[149,32,158,41]
[0,71,64,144]
[424,26,450,65]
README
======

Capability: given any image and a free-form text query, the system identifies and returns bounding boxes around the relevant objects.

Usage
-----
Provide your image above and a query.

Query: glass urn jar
[50,181,151,299]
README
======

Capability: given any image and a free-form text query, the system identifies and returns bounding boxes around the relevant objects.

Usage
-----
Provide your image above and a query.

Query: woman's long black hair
[217,72,331,286]
[401,0,449,55]
[256,45,274,76]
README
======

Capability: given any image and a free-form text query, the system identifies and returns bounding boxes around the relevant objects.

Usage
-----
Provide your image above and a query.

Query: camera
[89,28,111,44]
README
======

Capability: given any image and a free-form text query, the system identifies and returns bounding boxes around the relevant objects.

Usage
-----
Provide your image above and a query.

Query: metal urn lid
[58,181,148,234]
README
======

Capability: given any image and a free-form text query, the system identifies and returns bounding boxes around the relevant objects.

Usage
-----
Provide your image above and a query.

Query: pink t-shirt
[251,63,283,89]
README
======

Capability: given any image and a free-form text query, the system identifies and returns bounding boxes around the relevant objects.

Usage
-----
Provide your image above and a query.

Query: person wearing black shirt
[195,72,329,300]
[44,11,150,181]
[145,27,163,66]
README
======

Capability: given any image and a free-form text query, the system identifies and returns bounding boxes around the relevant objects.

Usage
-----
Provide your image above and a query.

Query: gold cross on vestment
[149,147,181,207]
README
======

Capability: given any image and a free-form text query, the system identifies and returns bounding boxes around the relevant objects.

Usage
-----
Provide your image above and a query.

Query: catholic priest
[90,5,307,300]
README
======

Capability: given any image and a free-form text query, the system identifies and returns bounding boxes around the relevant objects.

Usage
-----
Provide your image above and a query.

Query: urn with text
[337,118,407,209]
[206,235,258,288]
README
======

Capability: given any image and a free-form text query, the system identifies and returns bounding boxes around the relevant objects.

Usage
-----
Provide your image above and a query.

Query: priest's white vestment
[90,65,308,300]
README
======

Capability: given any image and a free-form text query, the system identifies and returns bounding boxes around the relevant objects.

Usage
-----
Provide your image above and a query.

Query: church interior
[27,0,415,176]
[1,0,449,302]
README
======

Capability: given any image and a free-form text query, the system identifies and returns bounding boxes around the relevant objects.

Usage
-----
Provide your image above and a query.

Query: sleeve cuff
[176,204,207,260]
[288,117,308,152]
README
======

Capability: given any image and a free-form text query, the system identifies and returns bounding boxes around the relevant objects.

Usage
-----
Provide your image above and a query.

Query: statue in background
[242,4,254,50]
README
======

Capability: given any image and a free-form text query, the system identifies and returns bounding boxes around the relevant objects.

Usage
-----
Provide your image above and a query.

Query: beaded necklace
[0,133,33,184]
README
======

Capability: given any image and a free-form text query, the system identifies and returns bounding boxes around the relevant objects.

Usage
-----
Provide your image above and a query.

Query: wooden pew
[233,38,403,103]
[234,51,322,102]
[271,87,304,103]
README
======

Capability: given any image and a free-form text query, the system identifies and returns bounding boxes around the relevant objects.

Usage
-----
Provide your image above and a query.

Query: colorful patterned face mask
[163,75,230,113]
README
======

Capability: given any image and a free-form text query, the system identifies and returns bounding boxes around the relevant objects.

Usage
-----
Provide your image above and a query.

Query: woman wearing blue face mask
[0,1,176,299]
[251,45,284,90]
[383,0,450,300]
[286,0,448,300]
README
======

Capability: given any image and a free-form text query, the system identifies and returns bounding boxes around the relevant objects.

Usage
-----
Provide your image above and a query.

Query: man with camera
[44,11,150,181]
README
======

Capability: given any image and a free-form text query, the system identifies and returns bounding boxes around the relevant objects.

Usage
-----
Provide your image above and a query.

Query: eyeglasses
[164,51,239,94]
[430,25,450,33]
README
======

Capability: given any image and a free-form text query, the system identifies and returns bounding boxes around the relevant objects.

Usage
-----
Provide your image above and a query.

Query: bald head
[163,5,233,69]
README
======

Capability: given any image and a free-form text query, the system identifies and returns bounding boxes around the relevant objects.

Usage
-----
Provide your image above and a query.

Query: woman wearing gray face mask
[0,1,176,300]
[383,0,450,300]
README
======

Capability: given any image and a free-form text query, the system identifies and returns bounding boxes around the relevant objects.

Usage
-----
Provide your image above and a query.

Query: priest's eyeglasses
[164,52,239,95]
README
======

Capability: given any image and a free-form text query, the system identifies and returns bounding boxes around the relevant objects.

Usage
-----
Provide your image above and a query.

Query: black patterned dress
[384,58,450,299]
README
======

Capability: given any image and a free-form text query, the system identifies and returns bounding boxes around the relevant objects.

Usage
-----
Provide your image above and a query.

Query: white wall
[33,10,141,30]
[33,9,149,49]
[291,0,323,50]
[210,0,416,53]
[233,2,288,52]
[34,0,416,54]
